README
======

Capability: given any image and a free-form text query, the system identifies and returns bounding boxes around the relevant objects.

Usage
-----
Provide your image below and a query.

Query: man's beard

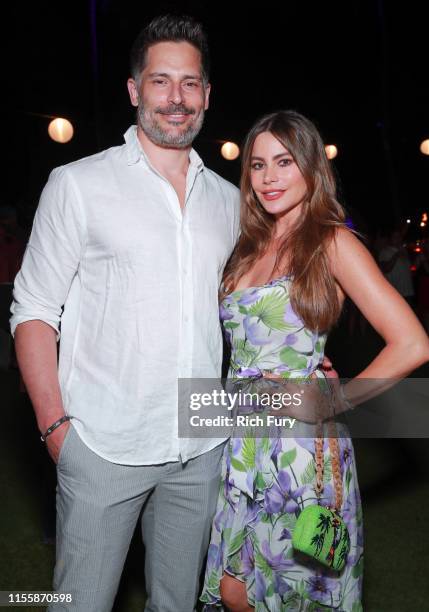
[137,100,205,149]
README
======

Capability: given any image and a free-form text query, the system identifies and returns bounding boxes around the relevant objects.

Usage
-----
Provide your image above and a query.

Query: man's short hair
[130,14,210,85]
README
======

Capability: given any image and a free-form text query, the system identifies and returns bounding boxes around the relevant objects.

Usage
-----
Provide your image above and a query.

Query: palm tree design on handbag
[310,511,332,556]
[326,511,342,566]
[338,527,351,568]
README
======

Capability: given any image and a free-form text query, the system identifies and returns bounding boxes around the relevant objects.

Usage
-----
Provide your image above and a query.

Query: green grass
[356,438,429,610]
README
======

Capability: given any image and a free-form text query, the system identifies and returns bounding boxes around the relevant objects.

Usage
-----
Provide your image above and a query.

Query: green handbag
[292,502,350,571]
[292,427,351,571]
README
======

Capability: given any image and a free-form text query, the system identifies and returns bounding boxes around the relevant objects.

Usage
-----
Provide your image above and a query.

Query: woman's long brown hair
[222,110,347,332]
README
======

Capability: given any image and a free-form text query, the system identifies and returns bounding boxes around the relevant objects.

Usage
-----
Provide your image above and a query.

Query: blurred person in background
[0,207,25,369]
[0,206,25,282]
[378,227,415,308]
[416,240,429,332]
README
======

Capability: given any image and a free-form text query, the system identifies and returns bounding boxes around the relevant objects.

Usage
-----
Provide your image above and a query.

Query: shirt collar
[124,125,204,173]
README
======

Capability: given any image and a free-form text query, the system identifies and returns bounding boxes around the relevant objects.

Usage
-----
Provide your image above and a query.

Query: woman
[200,110,429,611]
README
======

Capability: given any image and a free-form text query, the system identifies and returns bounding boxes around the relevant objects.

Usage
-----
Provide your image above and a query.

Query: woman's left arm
[329,228,429,409]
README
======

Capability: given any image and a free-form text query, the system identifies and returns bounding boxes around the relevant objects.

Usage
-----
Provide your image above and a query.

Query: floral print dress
[200,277,363,611]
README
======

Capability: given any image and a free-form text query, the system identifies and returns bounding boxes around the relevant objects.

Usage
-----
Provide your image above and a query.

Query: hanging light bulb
[221,142,240,160]
[325,144,338,160]
[48,118,74,143]
[420,140,429,155]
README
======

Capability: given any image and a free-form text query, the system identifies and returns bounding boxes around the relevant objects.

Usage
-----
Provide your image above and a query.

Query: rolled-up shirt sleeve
[10,166,87,339]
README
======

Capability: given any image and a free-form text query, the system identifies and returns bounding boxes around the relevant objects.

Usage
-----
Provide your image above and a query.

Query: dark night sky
[4,1,429,234]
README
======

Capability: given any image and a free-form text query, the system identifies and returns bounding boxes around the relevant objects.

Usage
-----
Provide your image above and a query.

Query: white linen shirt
[10,126,240,464]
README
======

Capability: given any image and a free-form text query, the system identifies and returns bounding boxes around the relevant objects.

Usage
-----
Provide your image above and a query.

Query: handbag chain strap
[314,379,343,512]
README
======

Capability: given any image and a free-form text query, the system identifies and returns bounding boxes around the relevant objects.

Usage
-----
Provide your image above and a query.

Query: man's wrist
[41,416,73,442]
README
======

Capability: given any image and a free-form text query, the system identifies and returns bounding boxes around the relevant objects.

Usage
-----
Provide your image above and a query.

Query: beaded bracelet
[40,415,73,442]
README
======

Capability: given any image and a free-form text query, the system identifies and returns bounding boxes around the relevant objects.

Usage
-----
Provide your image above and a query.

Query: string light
[420,140,429,155]
[48,118,74,143]
[221,142,240,160]
[325,145,338,160]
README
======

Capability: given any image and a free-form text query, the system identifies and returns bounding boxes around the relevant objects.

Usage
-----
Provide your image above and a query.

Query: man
[11,15,239,612]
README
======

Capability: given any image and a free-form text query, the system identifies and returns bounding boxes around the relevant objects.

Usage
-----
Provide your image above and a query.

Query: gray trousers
[49,425,224,612]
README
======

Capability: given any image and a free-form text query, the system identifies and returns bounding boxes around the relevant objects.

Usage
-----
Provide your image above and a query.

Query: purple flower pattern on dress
[285,332,298,346]
[283,301,303,327]
[243,315,272,345]
[241,535,255,577]
[264,470,306,515]
[219,302,234,322]
[238,288,262,306]
[307,575,339,605]
[261,540,294,572]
